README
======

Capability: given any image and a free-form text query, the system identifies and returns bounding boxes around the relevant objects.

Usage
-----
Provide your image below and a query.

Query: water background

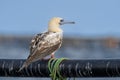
[0,36,120,80]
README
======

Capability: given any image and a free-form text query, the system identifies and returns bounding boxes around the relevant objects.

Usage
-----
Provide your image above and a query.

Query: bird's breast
[44,32,62,46]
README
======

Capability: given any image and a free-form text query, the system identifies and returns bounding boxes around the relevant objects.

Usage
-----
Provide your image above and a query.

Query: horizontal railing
[0,59,120,77]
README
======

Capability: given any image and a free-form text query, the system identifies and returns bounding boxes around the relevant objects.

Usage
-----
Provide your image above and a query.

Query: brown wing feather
[30,33,43,54]
[27,40,61,63]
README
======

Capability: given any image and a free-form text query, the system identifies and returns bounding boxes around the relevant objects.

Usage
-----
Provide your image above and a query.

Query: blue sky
[0,0,120,36]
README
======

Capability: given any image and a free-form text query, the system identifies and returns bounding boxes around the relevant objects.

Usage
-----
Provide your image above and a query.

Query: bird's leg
[51,52,55,58]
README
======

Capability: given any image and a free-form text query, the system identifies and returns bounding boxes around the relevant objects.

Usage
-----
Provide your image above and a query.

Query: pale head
[48,17,75,32]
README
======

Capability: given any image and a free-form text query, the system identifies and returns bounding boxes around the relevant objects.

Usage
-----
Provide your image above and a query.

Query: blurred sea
[0,36,120,80]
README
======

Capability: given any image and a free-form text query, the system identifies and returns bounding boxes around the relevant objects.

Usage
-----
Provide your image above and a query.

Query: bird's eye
[60,19,64,22]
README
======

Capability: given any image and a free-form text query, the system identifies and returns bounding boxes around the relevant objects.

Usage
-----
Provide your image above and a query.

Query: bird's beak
[59,21,75,25]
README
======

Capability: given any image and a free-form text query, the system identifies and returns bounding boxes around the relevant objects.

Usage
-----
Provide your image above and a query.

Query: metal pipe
[0,59,120,77]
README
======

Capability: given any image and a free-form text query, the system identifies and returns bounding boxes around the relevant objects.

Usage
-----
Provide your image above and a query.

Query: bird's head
[48,17,75,32]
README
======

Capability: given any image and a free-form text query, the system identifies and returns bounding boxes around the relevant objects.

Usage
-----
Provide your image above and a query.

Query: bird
[18,17,75,71]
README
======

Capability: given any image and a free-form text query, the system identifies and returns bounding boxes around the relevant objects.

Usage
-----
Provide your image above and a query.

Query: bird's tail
[18,60,30,72]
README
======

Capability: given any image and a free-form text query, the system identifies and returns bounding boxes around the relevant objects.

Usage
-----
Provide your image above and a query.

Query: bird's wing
[30,33,43,55]
[28,32,62,60]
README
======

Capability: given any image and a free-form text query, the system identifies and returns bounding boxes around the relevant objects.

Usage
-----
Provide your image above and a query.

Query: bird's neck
[48,26,63,32]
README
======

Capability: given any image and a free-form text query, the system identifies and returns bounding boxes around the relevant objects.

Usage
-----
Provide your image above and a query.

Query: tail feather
[18,62,27,72]
[18,60,30,72]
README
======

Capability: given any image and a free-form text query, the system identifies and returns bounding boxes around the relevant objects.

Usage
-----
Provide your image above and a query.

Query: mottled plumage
[18,17,75,71]
[29,32,62,63]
